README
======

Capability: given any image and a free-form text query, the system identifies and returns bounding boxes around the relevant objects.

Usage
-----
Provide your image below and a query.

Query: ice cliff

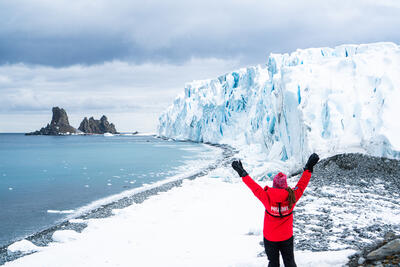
[158,42,400,170]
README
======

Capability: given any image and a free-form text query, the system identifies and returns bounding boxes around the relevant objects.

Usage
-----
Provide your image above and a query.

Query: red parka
[242,170,312,242]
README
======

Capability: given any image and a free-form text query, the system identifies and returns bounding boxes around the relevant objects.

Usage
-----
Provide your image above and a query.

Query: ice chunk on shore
[52,230,80,243]
[7,240,40,253]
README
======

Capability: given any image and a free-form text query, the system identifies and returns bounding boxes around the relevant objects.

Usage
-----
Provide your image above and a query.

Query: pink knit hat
[273,172,288,189]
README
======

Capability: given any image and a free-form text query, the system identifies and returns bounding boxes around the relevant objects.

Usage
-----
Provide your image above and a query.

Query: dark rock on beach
[78,115,118,134]
[367,238,400,260]
[26,107,77,135]
[347,232,400,266]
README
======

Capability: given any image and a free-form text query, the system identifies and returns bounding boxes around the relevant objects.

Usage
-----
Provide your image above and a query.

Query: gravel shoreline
[285,153,400,266]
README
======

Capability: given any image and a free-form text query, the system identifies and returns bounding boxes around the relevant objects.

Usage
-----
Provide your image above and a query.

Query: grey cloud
[1,0,400,132]
[0,34,130,66]
[0,0,399,67]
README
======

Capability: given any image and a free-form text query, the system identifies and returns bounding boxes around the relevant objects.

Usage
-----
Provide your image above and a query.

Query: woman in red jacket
[232,153,319,267]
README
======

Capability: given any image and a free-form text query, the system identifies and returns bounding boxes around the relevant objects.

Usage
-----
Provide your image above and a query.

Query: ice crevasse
[158,42,400,171]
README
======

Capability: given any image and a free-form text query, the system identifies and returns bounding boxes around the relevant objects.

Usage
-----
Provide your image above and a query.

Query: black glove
[231,160,248,177]
[304,153,320,172]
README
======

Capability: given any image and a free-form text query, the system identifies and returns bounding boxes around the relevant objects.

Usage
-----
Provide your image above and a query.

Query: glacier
[158,42,400,172]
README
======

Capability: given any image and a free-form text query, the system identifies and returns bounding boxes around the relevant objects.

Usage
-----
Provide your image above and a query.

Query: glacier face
[158,42,400,168]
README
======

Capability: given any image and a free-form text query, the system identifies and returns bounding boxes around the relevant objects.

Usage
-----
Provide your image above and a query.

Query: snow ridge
[158,42,400,170]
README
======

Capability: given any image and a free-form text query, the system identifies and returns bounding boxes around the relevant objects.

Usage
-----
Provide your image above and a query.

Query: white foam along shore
[61,143,222,221]
[47,210,74,214]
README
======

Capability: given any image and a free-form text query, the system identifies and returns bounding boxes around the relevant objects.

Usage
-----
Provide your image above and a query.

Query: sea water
[0,133,219,247]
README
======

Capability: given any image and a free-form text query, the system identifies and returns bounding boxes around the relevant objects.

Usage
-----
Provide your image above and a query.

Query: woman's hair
[285,187,296,209]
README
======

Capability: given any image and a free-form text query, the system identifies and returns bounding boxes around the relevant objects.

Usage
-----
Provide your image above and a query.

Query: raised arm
[293,170,312,200]
[232,160,268,204]
[242,174,268,204]
[294,153,319,201]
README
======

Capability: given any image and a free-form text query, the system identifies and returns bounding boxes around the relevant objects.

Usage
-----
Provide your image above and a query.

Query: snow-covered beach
[1,151,353,267]
[4,146,400,266]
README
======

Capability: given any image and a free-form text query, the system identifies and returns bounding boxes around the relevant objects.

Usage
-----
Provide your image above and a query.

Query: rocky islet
[26,107,119,135]
[78,115,118,134]
[26,107,77,135]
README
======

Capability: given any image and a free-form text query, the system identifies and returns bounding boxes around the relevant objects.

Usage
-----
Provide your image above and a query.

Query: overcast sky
[1,0,400,132]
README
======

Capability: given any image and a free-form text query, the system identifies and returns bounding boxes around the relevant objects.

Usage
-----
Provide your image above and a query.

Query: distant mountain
[26,107,77,135]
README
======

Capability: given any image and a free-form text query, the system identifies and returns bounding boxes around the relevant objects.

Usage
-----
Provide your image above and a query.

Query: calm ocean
[0,134,218,247]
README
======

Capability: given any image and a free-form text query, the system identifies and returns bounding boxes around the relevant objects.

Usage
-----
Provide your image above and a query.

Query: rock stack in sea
[26,108,119,135]
[26,107,77,135]
[78,115,118,134]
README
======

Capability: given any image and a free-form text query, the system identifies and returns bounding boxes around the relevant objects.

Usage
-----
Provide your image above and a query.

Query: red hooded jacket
[242,170,312,241]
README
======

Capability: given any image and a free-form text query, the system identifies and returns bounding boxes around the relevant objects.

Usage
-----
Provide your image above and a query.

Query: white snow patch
[295,250,356,267]
[52,230,80,243]
[7,240,41,254]
[68,219,86,224]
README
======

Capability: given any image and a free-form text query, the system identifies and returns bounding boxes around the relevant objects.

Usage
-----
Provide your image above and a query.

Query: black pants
[263,236,296,267]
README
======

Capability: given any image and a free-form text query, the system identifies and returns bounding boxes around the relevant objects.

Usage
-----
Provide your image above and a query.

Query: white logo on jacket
[271,205,289,212]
